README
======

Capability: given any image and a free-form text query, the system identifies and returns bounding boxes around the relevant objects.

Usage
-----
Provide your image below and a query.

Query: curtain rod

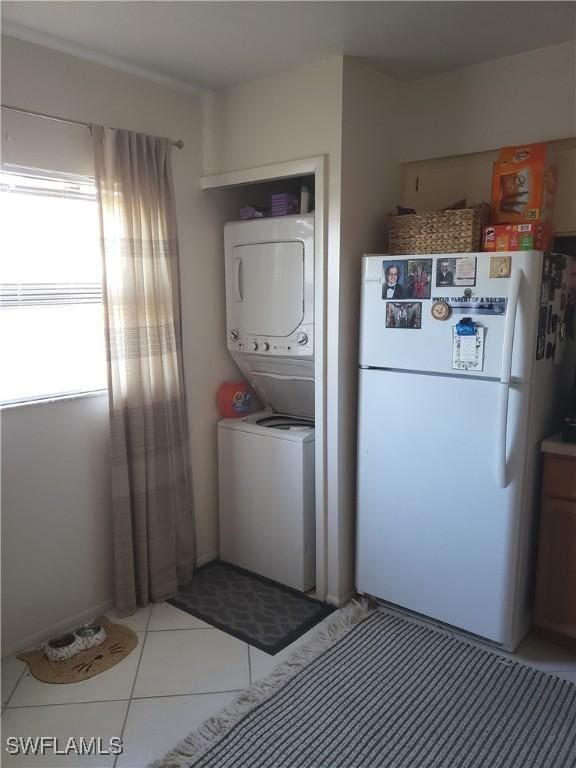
[1,104,184,149]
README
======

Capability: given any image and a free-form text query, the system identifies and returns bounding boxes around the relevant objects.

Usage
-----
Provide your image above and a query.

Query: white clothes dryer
[224,214,315,420]
[218,411,315,591]
[224,214,314,360]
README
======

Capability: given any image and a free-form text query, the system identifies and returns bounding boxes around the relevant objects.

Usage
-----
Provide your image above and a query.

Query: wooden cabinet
[534,441,576,643]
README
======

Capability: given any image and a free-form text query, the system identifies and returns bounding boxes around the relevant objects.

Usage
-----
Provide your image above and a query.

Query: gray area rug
[154,605,576,768]
[168,561,334,655]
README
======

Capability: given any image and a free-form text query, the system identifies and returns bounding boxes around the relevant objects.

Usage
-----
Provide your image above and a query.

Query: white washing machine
[218,411,315,592]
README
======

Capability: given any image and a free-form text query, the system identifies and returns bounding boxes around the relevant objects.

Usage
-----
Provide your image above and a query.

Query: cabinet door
[543,455,576,501]
[534,497,576,637]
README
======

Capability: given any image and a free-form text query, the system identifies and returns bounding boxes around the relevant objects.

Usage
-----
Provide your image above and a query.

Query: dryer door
[231,241,304,337]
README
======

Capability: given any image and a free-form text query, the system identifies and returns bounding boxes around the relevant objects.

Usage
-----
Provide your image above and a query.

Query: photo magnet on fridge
[436,257,477,287]
[405,259,433,299]
[489,256,512,279]
[382,261,408,299]
[382,260,432,300]
[386,302,422,329]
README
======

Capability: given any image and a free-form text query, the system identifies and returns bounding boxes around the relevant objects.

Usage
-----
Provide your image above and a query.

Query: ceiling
[2,2,575,92]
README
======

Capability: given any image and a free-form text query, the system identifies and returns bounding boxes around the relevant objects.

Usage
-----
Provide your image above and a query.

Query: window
[0,165,107,405]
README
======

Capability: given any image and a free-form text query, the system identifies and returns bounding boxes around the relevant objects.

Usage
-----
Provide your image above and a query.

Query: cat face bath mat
[18,617,137,684]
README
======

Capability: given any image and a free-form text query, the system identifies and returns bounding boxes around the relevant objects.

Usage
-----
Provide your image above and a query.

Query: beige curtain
[92,126,195,615]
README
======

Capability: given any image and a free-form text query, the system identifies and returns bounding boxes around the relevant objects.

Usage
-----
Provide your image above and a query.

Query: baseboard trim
[196,550,219,568]
[2,598,115,659]
[326,590,356,607]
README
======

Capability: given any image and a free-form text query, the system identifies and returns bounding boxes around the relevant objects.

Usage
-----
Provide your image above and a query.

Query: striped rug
[154,607,576,768]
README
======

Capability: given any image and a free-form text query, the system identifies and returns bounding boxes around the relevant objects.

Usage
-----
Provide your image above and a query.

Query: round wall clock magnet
[431,300,451,321]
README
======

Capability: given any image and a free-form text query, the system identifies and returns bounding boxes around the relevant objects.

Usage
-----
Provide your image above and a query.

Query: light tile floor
[2,603,575,767]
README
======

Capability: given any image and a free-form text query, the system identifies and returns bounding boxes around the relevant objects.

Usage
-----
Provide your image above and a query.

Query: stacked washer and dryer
[218,214,316,592]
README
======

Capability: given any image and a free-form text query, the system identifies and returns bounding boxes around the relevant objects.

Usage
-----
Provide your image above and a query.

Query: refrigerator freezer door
[360,252,543,380]
[356,368,530,644]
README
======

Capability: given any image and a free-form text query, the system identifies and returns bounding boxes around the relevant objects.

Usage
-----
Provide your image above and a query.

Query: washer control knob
[263,342,270,351]
[251,342,258,351]
[297,332,308,345]
[230,329,239,341]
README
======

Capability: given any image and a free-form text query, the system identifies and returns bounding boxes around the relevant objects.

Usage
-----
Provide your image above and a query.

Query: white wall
[337,59,401,600]
[1,396,113,654]
[399,41,576,162]
[202,57,344,176]
[1,36,236,653]
[181,186,245,563]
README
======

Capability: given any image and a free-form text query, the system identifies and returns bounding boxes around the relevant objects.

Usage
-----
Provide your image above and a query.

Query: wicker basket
[388,204,490,255]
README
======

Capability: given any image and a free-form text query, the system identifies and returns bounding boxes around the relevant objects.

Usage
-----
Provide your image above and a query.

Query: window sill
[0,389,108,411]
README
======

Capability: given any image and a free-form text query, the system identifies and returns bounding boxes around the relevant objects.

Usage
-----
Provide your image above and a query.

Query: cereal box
[490,143,555,225]
[482,222,552,252]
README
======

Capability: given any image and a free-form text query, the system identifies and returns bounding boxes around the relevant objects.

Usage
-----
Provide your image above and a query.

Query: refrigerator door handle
[496,268,522,489]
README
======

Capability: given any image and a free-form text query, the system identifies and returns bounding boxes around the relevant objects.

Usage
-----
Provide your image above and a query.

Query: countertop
[541,433,576,458]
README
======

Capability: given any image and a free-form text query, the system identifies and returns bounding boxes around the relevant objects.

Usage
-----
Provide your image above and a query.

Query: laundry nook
[218,215,316,592]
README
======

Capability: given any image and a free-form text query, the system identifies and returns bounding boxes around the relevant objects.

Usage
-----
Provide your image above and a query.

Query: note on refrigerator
[452,327,485,371]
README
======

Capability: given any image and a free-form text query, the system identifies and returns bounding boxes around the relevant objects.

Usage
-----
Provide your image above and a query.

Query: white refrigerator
[356,251,567,650]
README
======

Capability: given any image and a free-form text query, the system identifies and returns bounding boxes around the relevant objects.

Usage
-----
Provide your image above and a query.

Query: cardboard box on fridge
[490,143,555,225]
[482,222,552,252]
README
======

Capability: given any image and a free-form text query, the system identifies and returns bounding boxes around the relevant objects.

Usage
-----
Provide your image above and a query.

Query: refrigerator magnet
[436,257,476,288]
[382,260,408,300]
[454,256,477,286]
[489,256,512,279]
[431,300,451,321]
[405,259,433,299]
[455,318,477,335]
[385,302,422,329]
[452,326,485,371]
